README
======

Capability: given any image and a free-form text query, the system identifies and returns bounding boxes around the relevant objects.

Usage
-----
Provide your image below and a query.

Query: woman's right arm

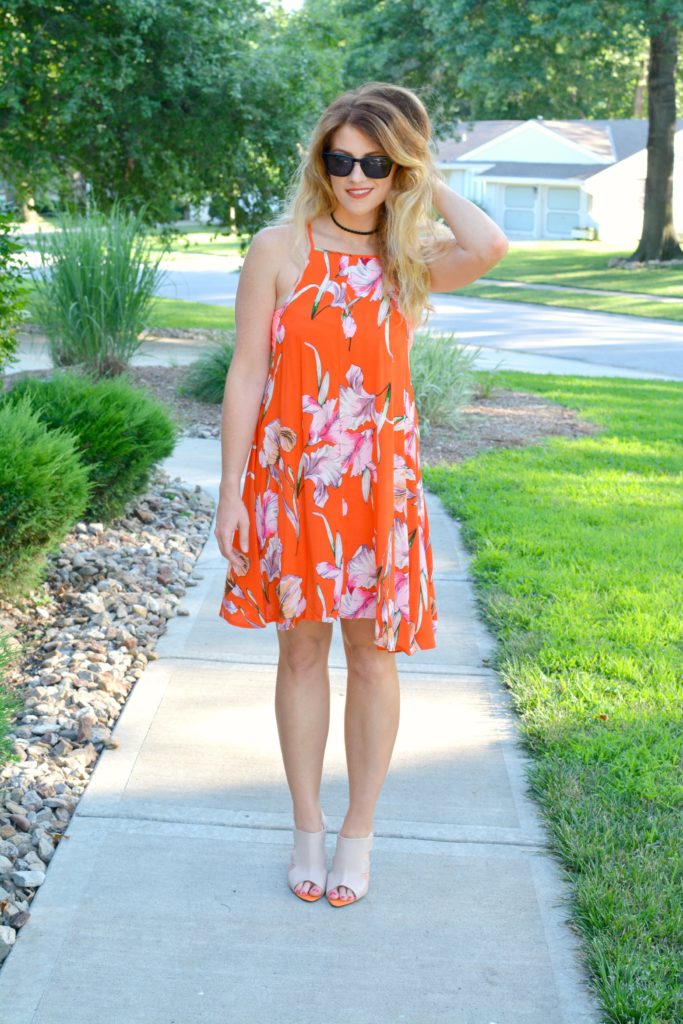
[214,228,279,569]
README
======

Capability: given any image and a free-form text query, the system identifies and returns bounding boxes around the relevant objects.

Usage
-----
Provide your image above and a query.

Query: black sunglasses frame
[321,151,395,179]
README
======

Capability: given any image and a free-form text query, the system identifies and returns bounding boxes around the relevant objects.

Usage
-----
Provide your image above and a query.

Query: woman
[214,81,508,907]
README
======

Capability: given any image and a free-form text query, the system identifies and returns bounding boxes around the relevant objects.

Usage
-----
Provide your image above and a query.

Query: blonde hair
[270,81,452,330]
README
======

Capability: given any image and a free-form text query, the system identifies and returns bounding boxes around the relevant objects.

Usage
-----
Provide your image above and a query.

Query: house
[433,117,683,242]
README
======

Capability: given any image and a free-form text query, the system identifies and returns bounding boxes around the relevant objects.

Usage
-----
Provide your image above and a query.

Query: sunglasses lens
[363,157,393,179]
[323,153,353,176]
[322,152,394,178]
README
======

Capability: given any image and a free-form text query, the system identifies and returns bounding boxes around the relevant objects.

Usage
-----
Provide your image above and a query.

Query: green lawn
[22,281,235,332]
[147,297,235,331]
[147,225,247,256]
[423,371,683,1024]
[479,242,683,297]
[458,282,683,323]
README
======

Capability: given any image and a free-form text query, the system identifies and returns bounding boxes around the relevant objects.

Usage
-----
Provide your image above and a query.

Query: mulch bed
[116,364,605,463]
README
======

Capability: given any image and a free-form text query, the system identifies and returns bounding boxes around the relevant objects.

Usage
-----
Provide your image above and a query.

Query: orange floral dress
[218,221,438,655]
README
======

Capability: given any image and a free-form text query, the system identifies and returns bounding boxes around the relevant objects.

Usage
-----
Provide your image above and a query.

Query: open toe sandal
[326,830,373,907]
[288,811,328,902]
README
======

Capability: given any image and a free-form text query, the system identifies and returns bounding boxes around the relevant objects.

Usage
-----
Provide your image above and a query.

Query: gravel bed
[0,469,214,964]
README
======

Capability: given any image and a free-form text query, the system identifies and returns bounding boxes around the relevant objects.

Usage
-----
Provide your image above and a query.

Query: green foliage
[2,371,179,523]
[0,632,24,766]
[0,208,29,376]
[30,201,169,377]
[178,327,480,429]
[0,393,92,600]
[424,371,683,1023]
[338,0,683,125]
[409,330,478,434]
[178,333,235,404]
[0,0,346,233]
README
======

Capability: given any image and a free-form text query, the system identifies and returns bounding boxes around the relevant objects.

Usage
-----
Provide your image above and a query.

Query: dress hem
[218,603,437,657]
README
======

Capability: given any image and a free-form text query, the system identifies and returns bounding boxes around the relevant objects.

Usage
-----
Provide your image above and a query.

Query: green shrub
[410,329,479,435]
[2,371,179,523]
[0,209,29,376]
[178,332,235,404]
[179,329,480,427]
[0,393,92,600]
[29,199,170,377]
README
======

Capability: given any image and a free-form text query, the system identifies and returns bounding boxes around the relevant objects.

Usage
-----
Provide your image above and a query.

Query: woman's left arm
[427,177,510,292]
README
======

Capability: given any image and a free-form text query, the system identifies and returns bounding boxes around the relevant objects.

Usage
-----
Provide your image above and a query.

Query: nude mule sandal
[288,811,328,902]
[326,831,374,907]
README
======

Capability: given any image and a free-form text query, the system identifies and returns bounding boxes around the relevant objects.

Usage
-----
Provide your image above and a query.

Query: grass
[0,636,23,767]
[0,683,22,766]
[147,226,247,256]
[479,242,683,297]
[457,282,683,323]
[146,297,235,331]
[21,280,235,332]
[17,216,246,257]
[423,371,683,1024]
[454,241,683,321]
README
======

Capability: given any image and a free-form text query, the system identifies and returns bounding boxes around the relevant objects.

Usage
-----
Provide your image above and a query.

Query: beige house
[433,117,683,243]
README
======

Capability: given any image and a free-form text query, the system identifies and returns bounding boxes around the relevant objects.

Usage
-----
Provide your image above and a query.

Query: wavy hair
[270,81,452,330]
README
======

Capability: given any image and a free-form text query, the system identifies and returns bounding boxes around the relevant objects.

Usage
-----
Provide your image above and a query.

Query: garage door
[503,185,536,235]
[545,187,580,236]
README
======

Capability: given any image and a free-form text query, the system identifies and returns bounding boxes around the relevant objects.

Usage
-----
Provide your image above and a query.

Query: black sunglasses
[322,151,394,179]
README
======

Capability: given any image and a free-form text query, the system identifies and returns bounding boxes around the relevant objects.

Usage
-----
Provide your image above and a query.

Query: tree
[0,0,345,233]
[338,0,683,260]
[632,10,682,260]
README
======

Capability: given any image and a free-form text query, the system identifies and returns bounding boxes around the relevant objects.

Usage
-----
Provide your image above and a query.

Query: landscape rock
[10,870,46,889]
[0,927,16,963]
[0,466,214,969]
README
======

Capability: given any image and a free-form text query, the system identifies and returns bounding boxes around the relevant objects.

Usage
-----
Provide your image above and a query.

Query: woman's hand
[214,490,251,570]
[426,174,509,292]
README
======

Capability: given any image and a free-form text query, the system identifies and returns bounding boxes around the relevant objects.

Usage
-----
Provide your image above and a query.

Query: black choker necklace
[330,211,377,235]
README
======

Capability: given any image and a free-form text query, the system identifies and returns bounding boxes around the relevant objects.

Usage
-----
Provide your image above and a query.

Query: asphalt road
[153,254,683,380]
[21,249,683,380]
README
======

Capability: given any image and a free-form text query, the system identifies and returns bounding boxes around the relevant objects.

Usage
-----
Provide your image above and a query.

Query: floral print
[218,221,437,654]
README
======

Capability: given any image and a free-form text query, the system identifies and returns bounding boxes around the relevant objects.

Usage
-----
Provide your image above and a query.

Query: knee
[278,626,330,675]
[343,636,384,681]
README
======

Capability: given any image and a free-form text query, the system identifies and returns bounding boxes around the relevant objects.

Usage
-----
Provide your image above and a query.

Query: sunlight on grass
[458,283,683,322]
[423,371,683,1024]
[146,297,234,331]
[480,242,683,297]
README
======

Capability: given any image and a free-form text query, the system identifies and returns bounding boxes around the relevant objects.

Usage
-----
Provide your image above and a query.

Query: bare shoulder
[245,223,296,262]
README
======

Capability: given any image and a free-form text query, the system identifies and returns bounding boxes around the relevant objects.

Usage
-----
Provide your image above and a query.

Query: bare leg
[275,620,333,897]
[329,618,400,901]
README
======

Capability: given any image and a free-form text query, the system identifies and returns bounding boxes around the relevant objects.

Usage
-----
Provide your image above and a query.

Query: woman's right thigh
[276,620,333,674]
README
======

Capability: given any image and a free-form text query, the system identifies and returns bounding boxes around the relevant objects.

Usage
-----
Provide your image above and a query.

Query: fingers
[214,502,250,567]
[239,520,249,555]
[226,512,249,566]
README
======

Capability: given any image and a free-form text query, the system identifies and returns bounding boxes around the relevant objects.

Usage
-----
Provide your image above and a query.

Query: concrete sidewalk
[0,437,602,1023]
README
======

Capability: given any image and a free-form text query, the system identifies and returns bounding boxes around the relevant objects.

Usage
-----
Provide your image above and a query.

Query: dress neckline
[307,221,378,258]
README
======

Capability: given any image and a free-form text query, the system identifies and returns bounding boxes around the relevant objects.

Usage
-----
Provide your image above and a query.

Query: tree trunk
[632,55,647,117]
[630,15,682,261]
